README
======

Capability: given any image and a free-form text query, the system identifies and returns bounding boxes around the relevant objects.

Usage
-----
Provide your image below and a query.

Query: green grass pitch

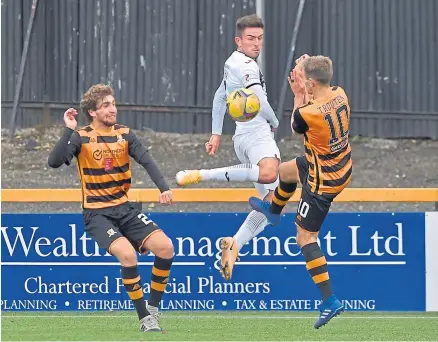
[2,311,438,341]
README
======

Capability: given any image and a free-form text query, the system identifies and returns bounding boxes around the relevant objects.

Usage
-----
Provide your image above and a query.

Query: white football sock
[200,163,259,182]
[147,304,159,314]
[233,210,268,251]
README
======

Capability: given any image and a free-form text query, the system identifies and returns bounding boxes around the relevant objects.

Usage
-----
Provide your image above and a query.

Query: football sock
[121,266,148,320]
[148,256,173,308]
[270,179,297,214]
[147,303,159,315]
[200,163,259,182]
[234,210,268,250]
[301,242,333,301]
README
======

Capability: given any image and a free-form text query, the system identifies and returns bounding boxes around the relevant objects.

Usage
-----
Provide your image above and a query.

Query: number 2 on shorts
[137,213,152,225]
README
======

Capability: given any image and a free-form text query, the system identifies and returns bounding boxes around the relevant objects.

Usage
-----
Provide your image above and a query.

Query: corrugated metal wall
[264,0,317,138]
[2,0,438,138]
[2,0,22,101]
[311,0,438,138]
[47,0,80,102]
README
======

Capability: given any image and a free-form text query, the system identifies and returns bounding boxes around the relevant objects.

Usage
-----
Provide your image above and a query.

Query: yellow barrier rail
[2,188,438,203]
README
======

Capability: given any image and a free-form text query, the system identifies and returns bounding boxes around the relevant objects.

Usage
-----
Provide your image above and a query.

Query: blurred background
[2,0,437,139]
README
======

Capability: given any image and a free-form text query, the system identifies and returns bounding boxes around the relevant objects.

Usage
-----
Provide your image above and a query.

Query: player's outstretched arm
[126,130,172,203]
[211,81,227,136]
[48,108,81,168]
[206,81,227,156]
[241,66,278,129]
[249,84,279,129]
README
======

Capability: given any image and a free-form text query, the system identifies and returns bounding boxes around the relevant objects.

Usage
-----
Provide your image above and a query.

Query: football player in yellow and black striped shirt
[48,84,173,332]
[250,56,351,329]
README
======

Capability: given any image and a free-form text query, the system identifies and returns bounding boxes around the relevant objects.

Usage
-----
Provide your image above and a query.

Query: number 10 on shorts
[298,199,310,218]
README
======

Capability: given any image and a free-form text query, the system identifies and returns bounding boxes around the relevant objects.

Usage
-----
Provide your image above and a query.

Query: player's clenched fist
[63,108,78,130]
[205,134,221,156]
[159,190,173,205]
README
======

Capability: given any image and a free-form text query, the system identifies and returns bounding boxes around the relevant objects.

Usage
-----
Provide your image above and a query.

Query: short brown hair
[303,56,333,85]
[80,84,114,123]
[236,14,264,37]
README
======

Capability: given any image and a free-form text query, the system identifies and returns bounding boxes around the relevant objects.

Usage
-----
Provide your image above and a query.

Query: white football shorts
[233,130,280,198]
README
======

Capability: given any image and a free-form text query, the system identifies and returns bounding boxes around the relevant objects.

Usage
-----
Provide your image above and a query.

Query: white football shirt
[222,51,273,136]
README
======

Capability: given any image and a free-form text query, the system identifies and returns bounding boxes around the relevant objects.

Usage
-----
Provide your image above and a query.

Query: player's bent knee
[296,232,314,248]
[258,158,280,184]
[263,172,278,184]
[109,238,138,266]
[259,167,279,184]
[118,251,138,266]
[142,230,174,259]
[296,225,318,247]
[154,242,174,259]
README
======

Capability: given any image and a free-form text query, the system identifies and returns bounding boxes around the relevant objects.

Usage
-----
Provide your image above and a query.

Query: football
[226,88,260,122]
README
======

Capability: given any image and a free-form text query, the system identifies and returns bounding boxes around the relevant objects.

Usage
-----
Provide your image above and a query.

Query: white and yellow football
[226,88,260,122]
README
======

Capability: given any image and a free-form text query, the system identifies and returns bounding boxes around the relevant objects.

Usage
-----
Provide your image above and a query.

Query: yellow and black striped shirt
[48,124,169,209]
[292,86,352,199]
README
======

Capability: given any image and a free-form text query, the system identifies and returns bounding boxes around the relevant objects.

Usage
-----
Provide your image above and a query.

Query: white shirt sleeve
[241,67,279,129]
[241,65,263,88]
[211,79,227,135]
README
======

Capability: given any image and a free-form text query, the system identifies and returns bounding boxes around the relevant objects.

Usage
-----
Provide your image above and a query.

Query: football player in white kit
[176,14,281,280]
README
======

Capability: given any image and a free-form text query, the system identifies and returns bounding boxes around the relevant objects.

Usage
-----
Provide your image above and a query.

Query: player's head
[80,84,117,127]
[302,56,333,94]
[235,14,264,59]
